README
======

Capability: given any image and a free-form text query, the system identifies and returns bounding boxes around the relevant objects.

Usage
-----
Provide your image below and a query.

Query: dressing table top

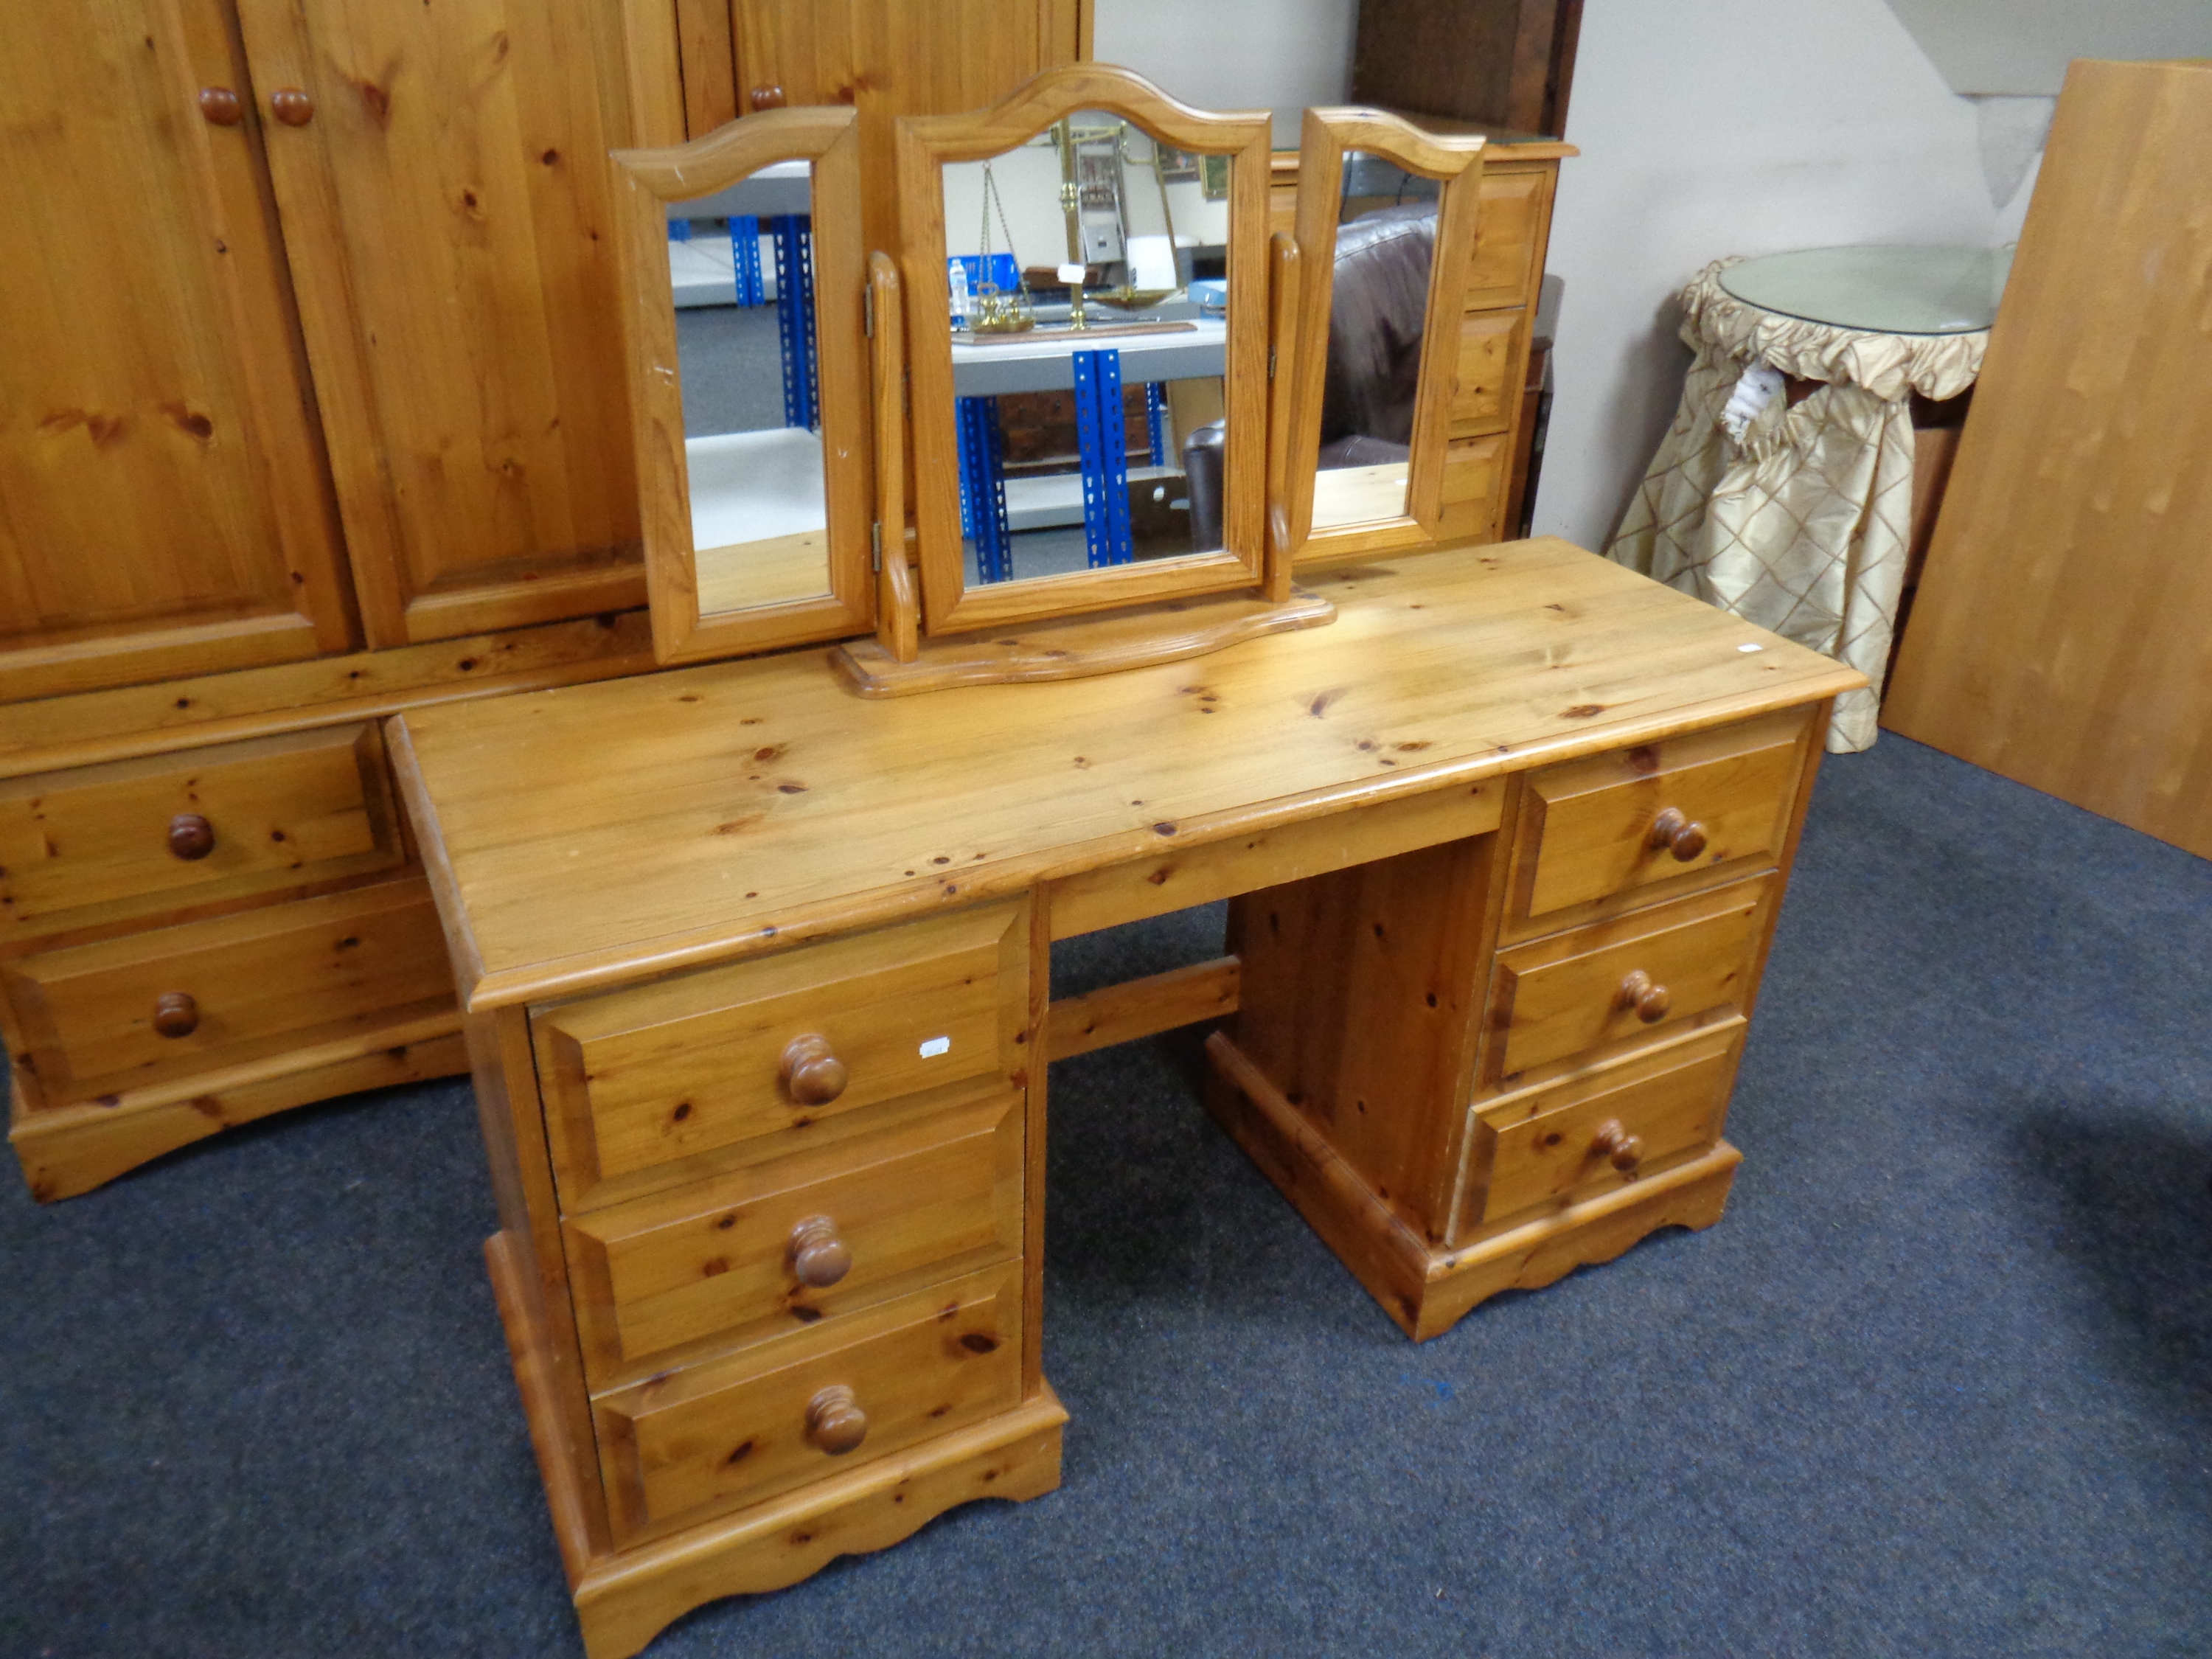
[391,538,1859,1014]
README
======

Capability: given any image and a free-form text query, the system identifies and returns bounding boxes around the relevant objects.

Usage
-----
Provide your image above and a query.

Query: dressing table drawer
[533,900,1029,1211]
[592,1261,1023,1545]
[0,724,403,942]
[1507,709,1809,932]
[1457,1023,1742,1241]
[1484,875,1773,1088]
[563,1090,1023,1385]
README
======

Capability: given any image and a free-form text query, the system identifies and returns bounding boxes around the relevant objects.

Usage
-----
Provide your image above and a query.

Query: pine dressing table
[387,69,1861,1658]
[392,539,1855,1655]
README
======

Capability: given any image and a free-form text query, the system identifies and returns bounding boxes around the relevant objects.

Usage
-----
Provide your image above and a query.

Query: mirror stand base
[830,588,1336,698]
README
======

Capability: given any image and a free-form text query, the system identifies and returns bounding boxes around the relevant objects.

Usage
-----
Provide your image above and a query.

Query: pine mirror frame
[894,66,1272,636]
[1284,108,1486,568]
[609,107,873,667]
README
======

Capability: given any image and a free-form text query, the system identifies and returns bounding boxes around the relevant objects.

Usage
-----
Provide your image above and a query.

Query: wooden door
[728,0,1086,247]
[234,0,650,646]
[0,1,356,703]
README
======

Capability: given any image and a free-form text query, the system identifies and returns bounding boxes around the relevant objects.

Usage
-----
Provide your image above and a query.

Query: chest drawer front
[594,1261,1022,1544]
[1,877,453,1107]
[535,900,1028,1210]
[566,1091,1022,1385]
[1460,1023,1742,1240]
[1514,709,1809,926]
[0,726,401,938]
[1487,876,1772,1085]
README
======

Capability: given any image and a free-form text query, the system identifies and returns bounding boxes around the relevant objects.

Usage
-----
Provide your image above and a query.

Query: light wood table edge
[10,1018,467,1202]
[442,667,1860,1016]
[386,718,493,1005]
[1204,1030,1742,1342]
[566,1381,1068,1659]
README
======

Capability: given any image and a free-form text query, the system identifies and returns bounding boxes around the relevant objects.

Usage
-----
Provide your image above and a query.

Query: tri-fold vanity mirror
[608,70,1488,693]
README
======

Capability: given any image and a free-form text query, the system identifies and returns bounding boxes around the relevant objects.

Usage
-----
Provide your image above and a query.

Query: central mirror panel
[898,68,1270,635]
[940,112,1231,585]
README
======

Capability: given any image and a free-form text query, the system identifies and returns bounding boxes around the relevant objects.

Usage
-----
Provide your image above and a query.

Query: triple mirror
[1284,111,1486,565]
[897,69,1272,633]
[610,108,873,666]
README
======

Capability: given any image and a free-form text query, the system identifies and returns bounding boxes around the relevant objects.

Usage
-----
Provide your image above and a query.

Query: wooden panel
[1046,957,1239,1061]
[1880,60,2212,858]
[1351,0,1581,138]
[565,1091,1021,1384]
[594,1261,1022,1544]
[1,877,451,1110]
[674,0,739,136]
[0,0,355,701]
[0,724,402,944]
[1457,1020,1741,1239]
[1450,310,1523,438]
[732,0,1080,251]
[234,0,646,646]
[534,900,1027,1210]
[1049,778,1501,939]
[388,540,1862,1012]
[1484,875,1771,1088]
[1434,431,1509,542]
[10,1020,465,1204]
[1507,707,1808,930]
[1464,166,1551,310]
[1229,830,1503,1242]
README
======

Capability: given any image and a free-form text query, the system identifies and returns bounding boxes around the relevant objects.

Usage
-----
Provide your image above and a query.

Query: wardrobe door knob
[1592,1119,1644,1172]
[788,1215,852,1288]
[748,85,786,111]
[199,86,243,126]
[804,1385,867,1455]
[167,813,216,860]
[779,1034,848,1105]
[1618,969,1671,1024]
[153,992,200,1039]
[1649,807,1708,862]
[270,88,316,126]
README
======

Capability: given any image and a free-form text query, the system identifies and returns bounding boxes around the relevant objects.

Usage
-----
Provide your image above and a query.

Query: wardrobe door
[0,1,356,703]
[235,0,649,646]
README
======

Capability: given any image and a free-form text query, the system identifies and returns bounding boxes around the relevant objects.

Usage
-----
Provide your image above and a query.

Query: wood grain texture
[1880,59,2212,858]
[869,253,920,662]
[234,0,647,645]
[569,1385,1065,1659]
[592,1260,1023,1545]
[0,0,356,702]
[672,0,739,136]
[391,539,1859,1012]
[897,66,1273,633]
[832,587,1335,696]
[1045,956,1239,1060]
[1,877,451,1110]
[10,1020,464,1203]
[609,107,874,664]
[1284,108,1486,563]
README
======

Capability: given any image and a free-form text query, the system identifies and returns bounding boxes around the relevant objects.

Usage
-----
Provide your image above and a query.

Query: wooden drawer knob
[270,87,316,126]
[779,1034,848,1105]
[1592,1119,1644,1172]
[1649,807,1708,862]
[788,1215,852,1288]
[153,992,200,1039]
[1618,969,1671,1024]
[748,85,786,111]
[804,1384,867,1455]
[199,86,243,126]
[167,813,216,860]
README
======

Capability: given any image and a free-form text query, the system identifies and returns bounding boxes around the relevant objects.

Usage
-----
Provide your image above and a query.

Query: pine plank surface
[392,538,1860,1011]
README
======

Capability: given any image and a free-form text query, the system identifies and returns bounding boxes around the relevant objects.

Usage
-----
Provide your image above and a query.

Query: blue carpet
[4,734,2208,1658]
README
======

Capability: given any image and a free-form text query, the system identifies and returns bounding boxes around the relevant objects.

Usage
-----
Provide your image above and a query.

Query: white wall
[1093,0,1357,145]
[1532,0,2011,550]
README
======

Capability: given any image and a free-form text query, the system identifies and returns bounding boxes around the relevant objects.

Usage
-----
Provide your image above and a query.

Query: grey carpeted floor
[5,734,2208,1658]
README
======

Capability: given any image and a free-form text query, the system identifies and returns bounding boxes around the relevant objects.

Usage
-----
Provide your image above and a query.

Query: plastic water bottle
[949,260,970,330]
